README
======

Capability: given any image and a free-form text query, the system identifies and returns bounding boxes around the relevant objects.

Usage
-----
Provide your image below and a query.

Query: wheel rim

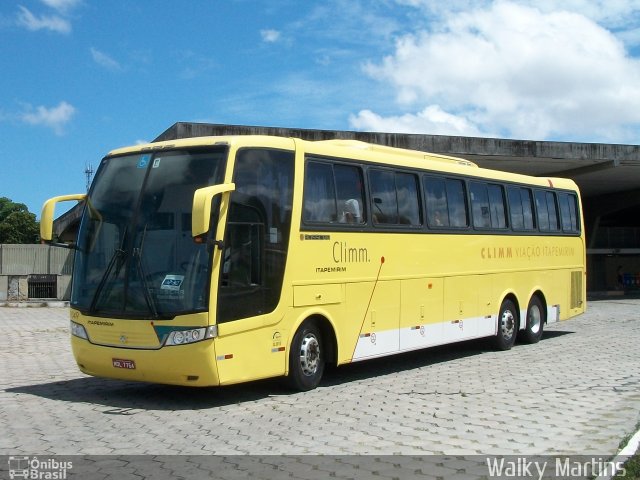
[500,309,516,339]
[528,304,542,334]
[299,333,320,376]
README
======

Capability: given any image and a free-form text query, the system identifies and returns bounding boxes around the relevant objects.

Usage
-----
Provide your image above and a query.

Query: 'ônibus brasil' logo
[8,456,73,479]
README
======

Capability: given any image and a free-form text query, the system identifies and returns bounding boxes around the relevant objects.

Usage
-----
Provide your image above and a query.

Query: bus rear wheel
[520,296,545,344]
[493,299,518,351]
[286,321,325,391]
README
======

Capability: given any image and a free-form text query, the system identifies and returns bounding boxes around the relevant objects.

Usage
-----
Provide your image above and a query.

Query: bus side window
[559,192,579,232]
[537,190,560,232]
[507,186,524,230]
[369,169,421,226]
[487,184,507,229]
[425,176,449,227]
[508,186,535,231]
[425,176,468,228]
[470,182,491,229]
[396,172,421,225]
[546,191,560,231]
[535,190,550,231]
[335,164,365,224]
[303,162,337,223]
[369,169,398,224]
[446,179,468,227]
[521,188,535,230]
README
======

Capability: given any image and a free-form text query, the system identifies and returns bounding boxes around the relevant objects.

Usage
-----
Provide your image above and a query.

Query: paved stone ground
[0,300,638,478]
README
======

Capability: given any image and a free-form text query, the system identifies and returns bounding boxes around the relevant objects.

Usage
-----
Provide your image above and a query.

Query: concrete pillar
[0,275,7,301]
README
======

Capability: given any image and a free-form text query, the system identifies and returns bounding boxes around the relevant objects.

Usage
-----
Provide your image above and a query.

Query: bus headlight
[70,321,89,340]
[164,326,217,346]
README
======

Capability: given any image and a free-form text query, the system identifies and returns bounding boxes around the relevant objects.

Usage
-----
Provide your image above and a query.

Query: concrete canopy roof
[443,139,640,199]
[154,122,640,199]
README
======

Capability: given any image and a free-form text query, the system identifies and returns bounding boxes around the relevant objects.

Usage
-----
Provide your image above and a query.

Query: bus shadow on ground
[321,330,573,387]
[6,331,573,411]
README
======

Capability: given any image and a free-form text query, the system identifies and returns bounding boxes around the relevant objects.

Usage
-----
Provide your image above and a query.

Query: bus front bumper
[71,336,221,387]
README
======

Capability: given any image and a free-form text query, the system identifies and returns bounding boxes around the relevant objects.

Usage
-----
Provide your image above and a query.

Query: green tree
[0,197,39,244]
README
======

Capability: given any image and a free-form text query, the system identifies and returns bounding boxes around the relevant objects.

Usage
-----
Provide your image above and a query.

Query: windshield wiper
[89,225,129,314]
[88,247,126,313]
[132,246,158,318]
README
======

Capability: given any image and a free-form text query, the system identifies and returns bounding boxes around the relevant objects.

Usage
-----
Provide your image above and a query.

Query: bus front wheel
[286,321,325,391]
[493,299,518,351]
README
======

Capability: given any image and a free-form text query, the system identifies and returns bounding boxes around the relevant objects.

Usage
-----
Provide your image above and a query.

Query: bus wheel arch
[493,294,519,351]
[520,292,546,344]
[285,314,337,391]
[308,314,338,368]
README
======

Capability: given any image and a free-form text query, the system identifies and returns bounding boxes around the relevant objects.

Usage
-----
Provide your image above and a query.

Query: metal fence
[27,274,58,299]
[0,244,74,275]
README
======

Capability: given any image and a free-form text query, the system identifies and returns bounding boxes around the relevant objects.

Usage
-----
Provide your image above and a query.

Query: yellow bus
[41,135,586,391]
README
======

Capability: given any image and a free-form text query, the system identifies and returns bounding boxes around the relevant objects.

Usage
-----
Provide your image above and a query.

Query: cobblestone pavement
[0,300,638,478]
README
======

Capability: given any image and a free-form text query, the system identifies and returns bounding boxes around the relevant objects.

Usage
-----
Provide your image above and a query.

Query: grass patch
[613,447,639,479]
[614,422,640,479]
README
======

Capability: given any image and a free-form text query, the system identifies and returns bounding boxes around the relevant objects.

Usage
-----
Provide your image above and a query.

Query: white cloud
[350,106,486,136]
[21,101,76,135]
[394,0,640,33]
[90,48,122,71]
[40,0,81,13]
[354,1,640,142]
[16,5,71,34]
[261,29,281,43]
[514,0,640,32]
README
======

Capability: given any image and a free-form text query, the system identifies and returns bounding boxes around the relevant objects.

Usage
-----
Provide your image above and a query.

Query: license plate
[112,358,136,369]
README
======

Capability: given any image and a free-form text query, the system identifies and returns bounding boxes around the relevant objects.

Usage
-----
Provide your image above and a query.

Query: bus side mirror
[192,183,235,237]
[40,194,87,241]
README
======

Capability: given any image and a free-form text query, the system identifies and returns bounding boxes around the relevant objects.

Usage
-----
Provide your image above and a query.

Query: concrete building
[41,122,640,299]
[0,244,73,302]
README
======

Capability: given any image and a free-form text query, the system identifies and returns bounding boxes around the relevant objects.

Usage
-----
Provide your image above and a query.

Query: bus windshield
[71,147,227,319]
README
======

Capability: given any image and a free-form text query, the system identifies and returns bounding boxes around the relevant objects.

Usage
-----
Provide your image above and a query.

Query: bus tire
[493,299,518,351]
[520,296,545,344]
[286,321,325,391]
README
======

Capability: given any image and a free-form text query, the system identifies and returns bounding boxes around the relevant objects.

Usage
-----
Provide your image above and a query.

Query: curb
[596,426,640,480]
[0,301,69,308]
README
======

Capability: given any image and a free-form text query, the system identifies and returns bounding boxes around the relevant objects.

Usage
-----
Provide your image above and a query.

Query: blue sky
[2,0,640,217]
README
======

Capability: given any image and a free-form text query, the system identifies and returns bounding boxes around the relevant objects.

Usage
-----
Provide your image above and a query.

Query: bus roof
[107,134,296,156]
[108,134,580,193]
[314,139,478,168]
